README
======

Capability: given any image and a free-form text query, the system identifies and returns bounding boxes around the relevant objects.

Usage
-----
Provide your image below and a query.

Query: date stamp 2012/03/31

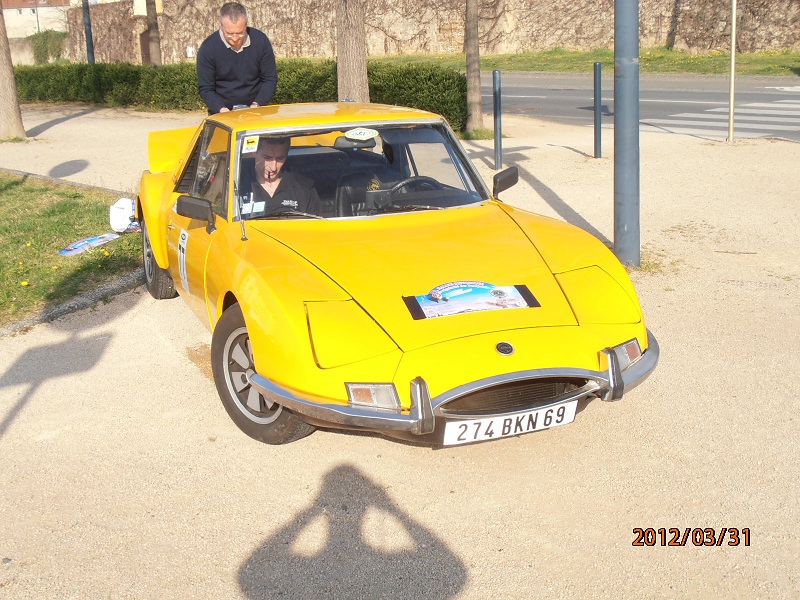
[632,528,750,547]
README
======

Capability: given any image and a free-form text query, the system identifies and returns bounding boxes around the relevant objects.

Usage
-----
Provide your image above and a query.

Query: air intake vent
[440,377,590,416]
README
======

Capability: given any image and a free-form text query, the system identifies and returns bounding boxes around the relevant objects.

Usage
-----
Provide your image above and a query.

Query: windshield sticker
[242,135,260,154]
[403,282,540,320]
[345,127,379,141]
[178,229,190,294]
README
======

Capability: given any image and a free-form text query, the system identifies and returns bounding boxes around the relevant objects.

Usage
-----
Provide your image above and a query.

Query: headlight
[346,383,401,413]
[306,300,398,368]
[555,266,642,324]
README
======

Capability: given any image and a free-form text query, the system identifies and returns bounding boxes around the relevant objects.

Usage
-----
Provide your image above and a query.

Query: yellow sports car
[137,103,658,446]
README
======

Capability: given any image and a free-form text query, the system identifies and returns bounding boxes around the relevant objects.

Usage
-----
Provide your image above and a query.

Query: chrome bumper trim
[249,373,432,433]
[248,329,659,435]
[601,329,660,402]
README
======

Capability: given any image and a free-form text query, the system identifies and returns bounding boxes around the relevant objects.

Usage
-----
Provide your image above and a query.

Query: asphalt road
[483,73,800,141]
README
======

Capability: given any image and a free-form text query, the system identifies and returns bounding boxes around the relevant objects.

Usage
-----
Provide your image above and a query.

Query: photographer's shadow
[239,464,467,599]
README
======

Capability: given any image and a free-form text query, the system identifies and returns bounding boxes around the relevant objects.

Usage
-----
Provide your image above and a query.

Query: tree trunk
[336,0,369,103]
[465,0,484,132]
[0,9,26,139]
[146,0,162,66]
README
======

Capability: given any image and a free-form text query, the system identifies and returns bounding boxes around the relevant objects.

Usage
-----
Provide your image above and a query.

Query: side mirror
[176,195,216,233]
[492,166,519,198]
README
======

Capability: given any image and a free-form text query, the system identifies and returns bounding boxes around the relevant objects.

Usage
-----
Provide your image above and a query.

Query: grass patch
[627,247,684,276]
[372,47,800,76]
[459,127,495,140]
[0,173,142,327]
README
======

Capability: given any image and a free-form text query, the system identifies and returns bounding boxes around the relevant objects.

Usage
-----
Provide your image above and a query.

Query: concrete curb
[0,166,131,198]
[0,268,145,338]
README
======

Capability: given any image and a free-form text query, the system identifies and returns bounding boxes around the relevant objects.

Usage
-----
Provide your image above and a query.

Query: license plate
[442,400,578,446]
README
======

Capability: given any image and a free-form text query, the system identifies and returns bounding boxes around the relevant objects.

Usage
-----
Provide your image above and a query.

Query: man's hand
[250,102,260,108]
[219,107,231,113]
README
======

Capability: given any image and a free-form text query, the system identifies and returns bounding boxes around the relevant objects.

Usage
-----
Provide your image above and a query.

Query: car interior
[236,126,484,219]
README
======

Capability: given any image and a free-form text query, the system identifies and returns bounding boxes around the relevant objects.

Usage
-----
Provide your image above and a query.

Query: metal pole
[594,61,602,158]
[82,0,95,64]
[493,69,502,170]
[727,0,737,142]
[614,0,641,267]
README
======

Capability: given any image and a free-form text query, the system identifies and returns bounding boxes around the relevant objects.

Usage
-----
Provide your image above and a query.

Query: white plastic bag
[109,197,135,233]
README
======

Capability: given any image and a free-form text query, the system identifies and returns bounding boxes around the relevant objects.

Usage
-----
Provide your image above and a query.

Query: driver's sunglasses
[224,31,247,39]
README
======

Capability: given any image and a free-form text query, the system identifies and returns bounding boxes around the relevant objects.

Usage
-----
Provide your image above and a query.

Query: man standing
[197,2,278,114]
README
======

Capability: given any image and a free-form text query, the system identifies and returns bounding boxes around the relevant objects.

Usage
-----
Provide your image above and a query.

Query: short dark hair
[257,137,291,151]
[220,2,247,22]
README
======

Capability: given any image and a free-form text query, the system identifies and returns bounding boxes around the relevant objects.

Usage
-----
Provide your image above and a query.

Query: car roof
[207,102,444,134]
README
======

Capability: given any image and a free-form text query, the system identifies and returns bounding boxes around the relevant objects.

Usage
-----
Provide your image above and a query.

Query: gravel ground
[0,104,798,599]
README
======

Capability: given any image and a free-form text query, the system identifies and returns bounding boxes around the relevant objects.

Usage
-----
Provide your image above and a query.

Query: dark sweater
[242,168,321,217]
[197,28,277,114]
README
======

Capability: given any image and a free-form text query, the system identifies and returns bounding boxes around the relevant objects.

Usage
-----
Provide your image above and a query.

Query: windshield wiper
[258,210,323,220]
[383,204,444,213]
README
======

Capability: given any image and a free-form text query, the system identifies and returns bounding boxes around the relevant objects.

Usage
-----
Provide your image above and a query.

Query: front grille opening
[440,377,590,416]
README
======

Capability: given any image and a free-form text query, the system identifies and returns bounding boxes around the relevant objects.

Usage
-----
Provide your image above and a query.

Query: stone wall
[9,38,34,66]
[669,0,800,52]
[65,0,800,64]
[67,1,147,64]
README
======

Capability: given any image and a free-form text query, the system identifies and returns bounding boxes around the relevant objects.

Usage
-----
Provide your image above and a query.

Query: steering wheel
[387,176,444,197]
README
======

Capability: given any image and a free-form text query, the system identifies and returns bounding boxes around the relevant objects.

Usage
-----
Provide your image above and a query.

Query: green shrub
[103,63,144,106]
[30,30,67,65]
[368,62,468,130]
[13,60,468,129]
[273,59,338,103]
[136,63,205,110]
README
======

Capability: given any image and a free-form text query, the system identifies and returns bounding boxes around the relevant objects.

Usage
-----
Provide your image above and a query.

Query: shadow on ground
[25,108,99,138]
[239,464,467,599]
[49,159,90,178]
[465,143,610,245]
[0,287,138,440]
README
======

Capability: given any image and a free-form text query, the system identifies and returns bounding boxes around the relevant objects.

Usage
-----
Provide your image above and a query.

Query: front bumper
[248,329,660,440]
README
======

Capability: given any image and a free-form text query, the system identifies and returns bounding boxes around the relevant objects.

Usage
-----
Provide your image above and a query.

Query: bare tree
[465,0,483,132]
[336,0,369,103]
[146,0,163,66]
[666,0,682,49]
[0,9,26,139]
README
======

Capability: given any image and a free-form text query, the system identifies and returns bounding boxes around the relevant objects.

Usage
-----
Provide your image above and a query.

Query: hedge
[14,60,468,130]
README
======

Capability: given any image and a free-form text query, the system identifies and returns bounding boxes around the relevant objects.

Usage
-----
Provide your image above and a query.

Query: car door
[166,123,231,327]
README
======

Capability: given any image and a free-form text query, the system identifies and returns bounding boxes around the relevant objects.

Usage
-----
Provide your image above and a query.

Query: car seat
[334,171,382,217]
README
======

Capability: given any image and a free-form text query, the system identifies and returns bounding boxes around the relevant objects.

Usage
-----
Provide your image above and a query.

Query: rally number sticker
[178,229,190,293]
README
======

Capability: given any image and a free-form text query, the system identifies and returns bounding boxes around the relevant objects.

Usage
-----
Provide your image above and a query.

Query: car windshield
[234,123,488,220]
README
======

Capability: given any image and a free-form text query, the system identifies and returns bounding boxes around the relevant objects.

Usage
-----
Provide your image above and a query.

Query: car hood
[248,203,578,351]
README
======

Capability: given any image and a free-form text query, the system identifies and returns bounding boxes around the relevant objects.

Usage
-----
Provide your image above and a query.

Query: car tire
[211,303,315,445]
[141,216,178,300]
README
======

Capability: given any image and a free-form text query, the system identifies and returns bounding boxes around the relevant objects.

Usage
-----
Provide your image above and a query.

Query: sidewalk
[1,104,206,193]
[1,103,799,598]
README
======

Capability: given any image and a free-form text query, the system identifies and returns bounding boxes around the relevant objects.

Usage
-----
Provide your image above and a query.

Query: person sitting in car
[241,137,320,217]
